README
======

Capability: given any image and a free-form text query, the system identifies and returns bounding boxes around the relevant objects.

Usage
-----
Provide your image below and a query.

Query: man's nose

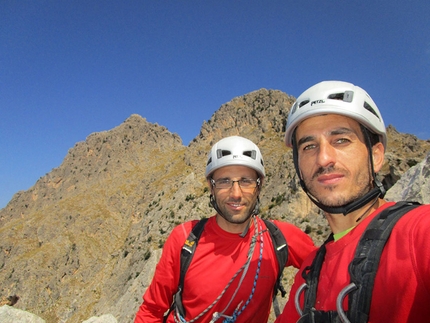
[317,141,336,168]
[229,181,243,197]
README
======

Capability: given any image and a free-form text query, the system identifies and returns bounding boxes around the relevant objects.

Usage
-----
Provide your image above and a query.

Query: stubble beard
[217,199,257,224]
[305,166,373,208]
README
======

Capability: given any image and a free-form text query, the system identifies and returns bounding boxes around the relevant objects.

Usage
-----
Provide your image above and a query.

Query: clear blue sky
[1,1,429,209]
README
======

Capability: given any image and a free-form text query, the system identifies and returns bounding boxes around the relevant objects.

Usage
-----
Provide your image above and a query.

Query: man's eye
[335,138,350,144]
[303,144,315,151]
[217,179,230,185]
[240,179,253,185]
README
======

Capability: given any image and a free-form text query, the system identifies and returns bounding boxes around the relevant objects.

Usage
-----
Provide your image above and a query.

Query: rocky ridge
[1,89,429,322]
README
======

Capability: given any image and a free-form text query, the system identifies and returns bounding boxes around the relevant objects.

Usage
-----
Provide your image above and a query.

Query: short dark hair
[360,124,380,147]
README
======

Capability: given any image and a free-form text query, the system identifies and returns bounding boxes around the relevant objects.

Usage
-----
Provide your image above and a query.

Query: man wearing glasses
[135,136,315,323]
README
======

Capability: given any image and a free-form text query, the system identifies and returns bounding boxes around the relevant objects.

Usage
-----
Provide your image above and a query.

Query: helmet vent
[328,91,353,102]
[328,93,344,100]
[243,150,257,160]
[216,149,232,159]
[299,100,309,108]
[363,102,380,120]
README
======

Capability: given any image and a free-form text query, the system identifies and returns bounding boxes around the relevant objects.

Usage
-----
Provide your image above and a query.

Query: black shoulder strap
[164,218,208,322]
[301,233,334,316]
[179,218,209,291]
[263,219,289,297]
[347,201,420,323]
[263,219,289,317]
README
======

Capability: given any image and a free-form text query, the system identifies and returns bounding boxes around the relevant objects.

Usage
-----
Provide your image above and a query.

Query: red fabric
[134,216,315,323]
[276,202,430,323]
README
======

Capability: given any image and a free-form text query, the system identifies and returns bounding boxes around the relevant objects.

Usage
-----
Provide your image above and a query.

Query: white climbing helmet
[205,136,265,179]
[284,80,387,148]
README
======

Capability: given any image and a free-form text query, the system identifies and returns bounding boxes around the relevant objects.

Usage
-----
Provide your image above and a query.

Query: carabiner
[336,283,357,323]
[294,283,308,316]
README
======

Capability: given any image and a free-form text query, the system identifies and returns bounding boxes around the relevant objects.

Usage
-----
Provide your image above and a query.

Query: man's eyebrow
[330,127,354,136]
[214,177,229,181]
[297,135,315,146]
[297,127,356,146]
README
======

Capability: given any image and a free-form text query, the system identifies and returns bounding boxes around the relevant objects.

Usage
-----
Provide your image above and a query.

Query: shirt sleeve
[134,221,196,323]
[410,205,430,296]
[275,252,316,323]
[273,220,316,268]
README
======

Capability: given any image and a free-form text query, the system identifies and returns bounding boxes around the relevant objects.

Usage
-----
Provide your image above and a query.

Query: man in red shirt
[134,136,315,323]
[276,81,430,323]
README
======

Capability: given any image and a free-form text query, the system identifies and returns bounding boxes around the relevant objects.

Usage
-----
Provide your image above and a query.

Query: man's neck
[325,198,386,234]
[215,214,254,234]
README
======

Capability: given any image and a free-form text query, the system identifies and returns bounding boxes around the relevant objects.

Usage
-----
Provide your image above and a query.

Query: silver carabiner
[294,283,308,316]
[336,283,357,323]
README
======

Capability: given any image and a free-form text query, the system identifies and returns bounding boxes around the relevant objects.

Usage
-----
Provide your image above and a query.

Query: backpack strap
[263,219,289,317]
[164,218,208,322]
[346,201,420,323]
[301,234,334,317]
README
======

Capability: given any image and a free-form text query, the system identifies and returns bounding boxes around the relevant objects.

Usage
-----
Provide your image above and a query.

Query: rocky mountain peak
[0,88,429,322]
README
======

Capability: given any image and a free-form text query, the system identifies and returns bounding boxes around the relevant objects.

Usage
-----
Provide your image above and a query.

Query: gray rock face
[386,151,430,203]
[0,305,45,323]
[0,306,119,323]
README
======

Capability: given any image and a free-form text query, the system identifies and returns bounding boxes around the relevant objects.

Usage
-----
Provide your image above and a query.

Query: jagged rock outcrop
[0,89,429,323]
[381,125,430,188]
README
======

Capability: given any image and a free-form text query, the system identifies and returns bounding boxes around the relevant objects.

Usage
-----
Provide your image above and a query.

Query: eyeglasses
[211,178,260,189]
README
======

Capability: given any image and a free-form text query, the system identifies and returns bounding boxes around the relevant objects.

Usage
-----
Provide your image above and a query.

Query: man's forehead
[212,165,258,178]
[297,114,361,133]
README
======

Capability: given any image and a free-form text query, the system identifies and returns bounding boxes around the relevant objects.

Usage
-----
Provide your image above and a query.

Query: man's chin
[222,213,252,225]
[316,196,350,209]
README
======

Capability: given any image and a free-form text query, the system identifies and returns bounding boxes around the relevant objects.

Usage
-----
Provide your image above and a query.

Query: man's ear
[372,142,385,173]
[257,177,264,189]
[207,178,215,194]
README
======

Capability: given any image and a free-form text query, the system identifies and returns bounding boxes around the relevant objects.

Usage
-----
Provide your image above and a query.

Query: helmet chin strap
[304,182,385,215]
[292,129,386,216]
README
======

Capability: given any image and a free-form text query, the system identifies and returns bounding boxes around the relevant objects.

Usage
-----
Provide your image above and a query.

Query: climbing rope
[174,216,264,323]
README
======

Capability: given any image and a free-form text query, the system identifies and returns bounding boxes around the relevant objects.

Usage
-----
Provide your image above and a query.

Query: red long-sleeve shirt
[135,216,315,323]
[276,202,430,323]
